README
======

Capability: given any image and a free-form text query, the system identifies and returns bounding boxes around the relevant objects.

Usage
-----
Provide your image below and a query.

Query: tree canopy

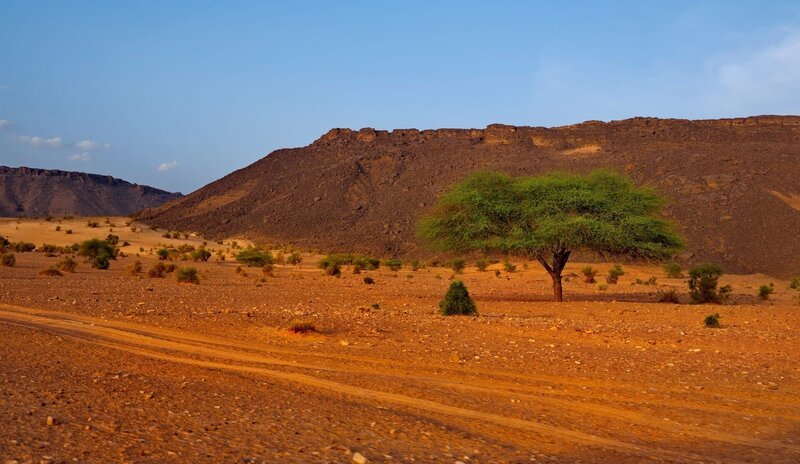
[419,170,684,301]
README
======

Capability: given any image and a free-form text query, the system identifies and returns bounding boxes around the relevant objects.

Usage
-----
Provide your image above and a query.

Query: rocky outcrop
[139,116,800,276]
[0,166,181,217]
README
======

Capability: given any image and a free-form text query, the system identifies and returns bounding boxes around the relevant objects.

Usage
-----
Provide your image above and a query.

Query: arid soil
[139,116,800,276]
[1,219,799,463]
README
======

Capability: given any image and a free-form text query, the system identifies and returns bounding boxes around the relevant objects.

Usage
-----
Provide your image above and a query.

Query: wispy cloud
[0,119,12,131]
[69,152,91,162]
[157,160,178,172]
[17,135,63,148]
[705,30,800,115]
[74,139,110,150]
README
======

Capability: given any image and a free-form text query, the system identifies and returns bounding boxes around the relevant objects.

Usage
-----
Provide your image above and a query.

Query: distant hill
[138,116,800,276]
[0,166,181,217]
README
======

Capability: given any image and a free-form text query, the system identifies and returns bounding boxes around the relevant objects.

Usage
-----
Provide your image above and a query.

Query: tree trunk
[537,247,572,302]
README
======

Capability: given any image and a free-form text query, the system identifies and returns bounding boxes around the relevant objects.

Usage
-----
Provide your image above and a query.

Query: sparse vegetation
[581,266,597,283]
[688,263,725,304]
[758,284,774,300]
[383,258,403,271]
[147,262,176,278]
[324,263,341,277]
[790,277,799,289]
[704,313,721,328]
[439,281,477,316]
[475,258,489,272]
[662,262,683,278]
[607,264,625,284]
[597,283,608,291]
[78,239,117,270]
[288,319,316,334]
[1,253,16,267]
[363,276,375,285]
[449,258,466,274]
[191,247,212,262]
[419,170,684,301]
[410,259,421,271]
[503,260,516,273]
[657,289,681,303]
[87,221,99,228]
[635,276,658,285]
[287,252,302,265]
[39,267,63,277]
[176,267,200,284]
[10,241,36,252]
[57,257,78,273]
[236,248,274,267]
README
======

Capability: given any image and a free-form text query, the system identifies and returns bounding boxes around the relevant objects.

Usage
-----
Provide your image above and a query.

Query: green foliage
[606,264,625,284]
[635,276,658,285]
[758,284,774,300]
[419,170,684,259]
[503,260,516,272]
[10,241,35,252]
[790,277,799,289]
[704,313,721,328]
[1,253,15,267]
[319,253,354,270]
[449,258,466,274]
[439,281,477,316]
[176,267,200,284]
[688,264,725,304]
[236,248,274,267]
[581,266,597,283]
[287,252,303,265]
[105,234,120,247]
[57,257,77,273]
[191,247,212,262]
[475,258,489,272]
[156,248,171,260]
[78,239,116,270]
[662,262,683,278]
[383,258,403,271]
[0,235,9,248]
[324,262,341,277]
[353,256,380,270]
[410,259,421,271]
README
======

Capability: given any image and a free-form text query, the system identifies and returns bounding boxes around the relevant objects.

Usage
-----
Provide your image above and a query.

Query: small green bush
[147,262,168,278]
[127,260,143,275]
[236,248,274,267]
[688,264,725,304]
[1,253,15,267]
[790,277,799,290]
[704,313,721,328]
[78,239,116,270]
[324,263,341,277]
[191,247,211,262]
[410,259,421,271]
[597,283,608,291]
[657,289,681,303]
[383,258,403,271]
[635,276,658,285]
[319,253,354,270]
[57,257,78,273]
[353,256,380,270]
[503,261,516,273]
[475,258,489,272]
[11,241,35,252]
[758,284,774,300]
[581,266,597,283]
[663,262,683,278]
[363,276,375,285]
[607,264,625,284]
[287,252,302,265]
[176,267,200,284]
[449,258,466,274]
[439,281,477,316]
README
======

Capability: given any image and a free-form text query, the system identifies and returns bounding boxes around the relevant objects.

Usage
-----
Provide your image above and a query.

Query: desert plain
[1,217,799,463]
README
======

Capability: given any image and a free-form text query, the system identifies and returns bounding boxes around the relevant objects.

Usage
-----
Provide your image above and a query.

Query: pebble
[46,416,55,426]
[352,452,368,464]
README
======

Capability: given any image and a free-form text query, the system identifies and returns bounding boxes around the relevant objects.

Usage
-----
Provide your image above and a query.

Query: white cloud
[69,152,91,162]
[0,119,12,131]
[157,160,178,172]
[706,30,800,114]
[17,135,63,148]
[74,139,111,150]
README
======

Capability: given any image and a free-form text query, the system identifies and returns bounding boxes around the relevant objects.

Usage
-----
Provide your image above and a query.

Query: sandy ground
[1,218,799,463]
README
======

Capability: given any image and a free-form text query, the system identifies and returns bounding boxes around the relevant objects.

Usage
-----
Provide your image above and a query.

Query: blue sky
[2,1,800,193]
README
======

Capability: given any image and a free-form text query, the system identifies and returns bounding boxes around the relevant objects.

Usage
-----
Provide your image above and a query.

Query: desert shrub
[288,319,316,334]
[635,276,658,285]
[494,269,501,277]
[503,260,516,273]
[156,248,171,260]
[191,247,211,262]
[0,235,8,249]
[428,258,442,267]
[449,258,466,274]
[39,244,59,254]
[87,221,99,228]
[410,259,421,271]
[78,239,116,270]
[657,289,681,303]
[439,281,477,316]
[324,263,341,277]
[475,258,489,272]
[65,229,73,235]
[122,241,130,246]
[790,277,799,289]
[262,264,274,277]
[127,260,143,275]
[581,266,597,283]
[287,252,302,265]
[688,264,725,304]
[662,262,683,278]
[176,267,200,284]
[704,313,721,328]
[383,258,402,271]
[57,257,78,272]
[758,284,774,300]
[607,264,625,284]
[105,234,120,247]
[40,267,63,277]
[55,226,61,231]
[176,244,195,253]
[11,241,36,252]
[1,253,15,267]
[320,254,354,268]
[236,248,274,267]
[147,262,168,278]
[597,283,608,291]
[363,276,375,285]
[371,302,380,310]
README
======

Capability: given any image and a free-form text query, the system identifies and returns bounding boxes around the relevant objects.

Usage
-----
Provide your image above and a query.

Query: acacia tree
[419,170,684,302]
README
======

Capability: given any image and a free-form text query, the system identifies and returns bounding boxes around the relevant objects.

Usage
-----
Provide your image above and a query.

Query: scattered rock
[352,452,368,464]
